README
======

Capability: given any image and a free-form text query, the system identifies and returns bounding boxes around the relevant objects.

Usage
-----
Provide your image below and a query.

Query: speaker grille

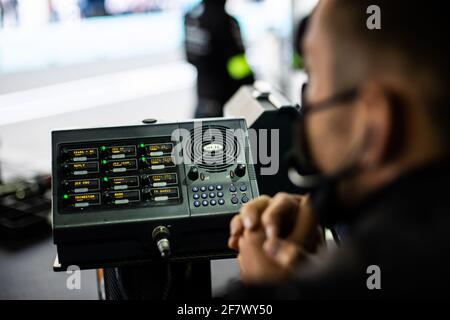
[186,125,239,172]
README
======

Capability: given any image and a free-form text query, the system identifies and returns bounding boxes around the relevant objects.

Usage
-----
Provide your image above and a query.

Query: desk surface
[0,233,98,300]
[0,231,239,299]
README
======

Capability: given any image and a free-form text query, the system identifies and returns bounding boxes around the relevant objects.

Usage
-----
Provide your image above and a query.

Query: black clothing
[194,97,224,118]
[226,159,450,298]
[184,0,254,115]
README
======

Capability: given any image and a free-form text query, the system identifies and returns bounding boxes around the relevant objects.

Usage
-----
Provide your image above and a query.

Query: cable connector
[152,226,171,258]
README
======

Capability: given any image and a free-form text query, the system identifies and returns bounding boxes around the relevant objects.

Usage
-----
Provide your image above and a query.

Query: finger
[238,235,246,254]
[230,214,243,237]
[261,193,301,239]
[237,254,246,279]
[228,235,240,251]
[237,254,250,283]
[263,238,302,268]
[237,231,269,284]
[229,215,244,251]
[239,195,271,230]
[243,227,266,244]
[238,229,266,258]
[287,195,321,250]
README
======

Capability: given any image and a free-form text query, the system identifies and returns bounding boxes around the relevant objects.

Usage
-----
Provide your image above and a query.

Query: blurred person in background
[184,0,254,118]
[78,0,106,18]
[104,0,164,15]
[227,0,450,298]
[293,15,309,70]
[48,0,81,23]
[0,0,19,27]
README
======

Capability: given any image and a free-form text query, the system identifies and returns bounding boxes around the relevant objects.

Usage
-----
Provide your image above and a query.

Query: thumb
[263,238,303,269]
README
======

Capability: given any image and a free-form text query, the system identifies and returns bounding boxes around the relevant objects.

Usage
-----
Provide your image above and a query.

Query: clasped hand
[228,193,323,285]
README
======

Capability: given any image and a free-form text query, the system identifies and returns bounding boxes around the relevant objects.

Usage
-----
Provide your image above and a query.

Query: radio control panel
[52,119,259,267]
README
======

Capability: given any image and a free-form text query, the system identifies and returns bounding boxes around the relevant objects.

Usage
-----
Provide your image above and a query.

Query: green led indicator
[140,143,145,148]
[101,146,106,151]
[141,156,146,162]
[63,194,69,200]
[103,177,109,182]
[102,160,107,165]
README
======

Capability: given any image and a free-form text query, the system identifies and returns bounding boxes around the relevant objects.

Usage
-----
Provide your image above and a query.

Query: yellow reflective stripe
[293,53,304,69]
[227,54,252,80]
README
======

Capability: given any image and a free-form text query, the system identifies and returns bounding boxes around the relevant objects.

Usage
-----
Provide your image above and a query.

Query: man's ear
[359,81,393,168]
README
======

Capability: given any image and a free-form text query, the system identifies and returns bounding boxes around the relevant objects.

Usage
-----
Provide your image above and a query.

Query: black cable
[330,226,341,245]
[115,268,129,300]
[162,261,172,300]
[104,268,126,300]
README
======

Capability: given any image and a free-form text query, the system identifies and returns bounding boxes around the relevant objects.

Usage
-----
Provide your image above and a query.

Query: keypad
[191,184,250,207]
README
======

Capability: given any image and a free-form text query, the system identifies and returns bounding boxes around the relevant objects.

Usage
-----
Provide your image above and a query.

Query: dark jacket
[226,159,450,299]
[184,0,254,104]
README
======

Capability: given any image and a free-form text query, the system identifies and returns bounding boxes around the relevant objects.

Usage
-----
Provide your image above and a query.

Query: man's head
[302,0,450,201]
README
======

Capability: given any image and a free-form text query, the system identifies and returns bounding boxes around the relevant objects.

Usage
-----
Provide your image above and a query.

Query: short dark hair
[324,0,450,145]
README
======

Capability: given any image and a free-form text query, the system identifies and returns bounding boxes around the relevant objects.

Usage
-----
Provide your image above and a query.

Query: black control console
[52,119,258,269]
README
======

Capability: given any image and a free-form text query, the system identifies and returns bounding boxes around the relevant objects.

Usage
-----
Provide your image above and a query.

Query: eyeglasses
[300,83,359,117]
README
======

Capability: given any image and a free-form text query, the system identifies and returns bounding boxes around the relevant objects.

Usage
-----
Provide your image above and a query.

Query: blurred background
[0,0,317,299]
